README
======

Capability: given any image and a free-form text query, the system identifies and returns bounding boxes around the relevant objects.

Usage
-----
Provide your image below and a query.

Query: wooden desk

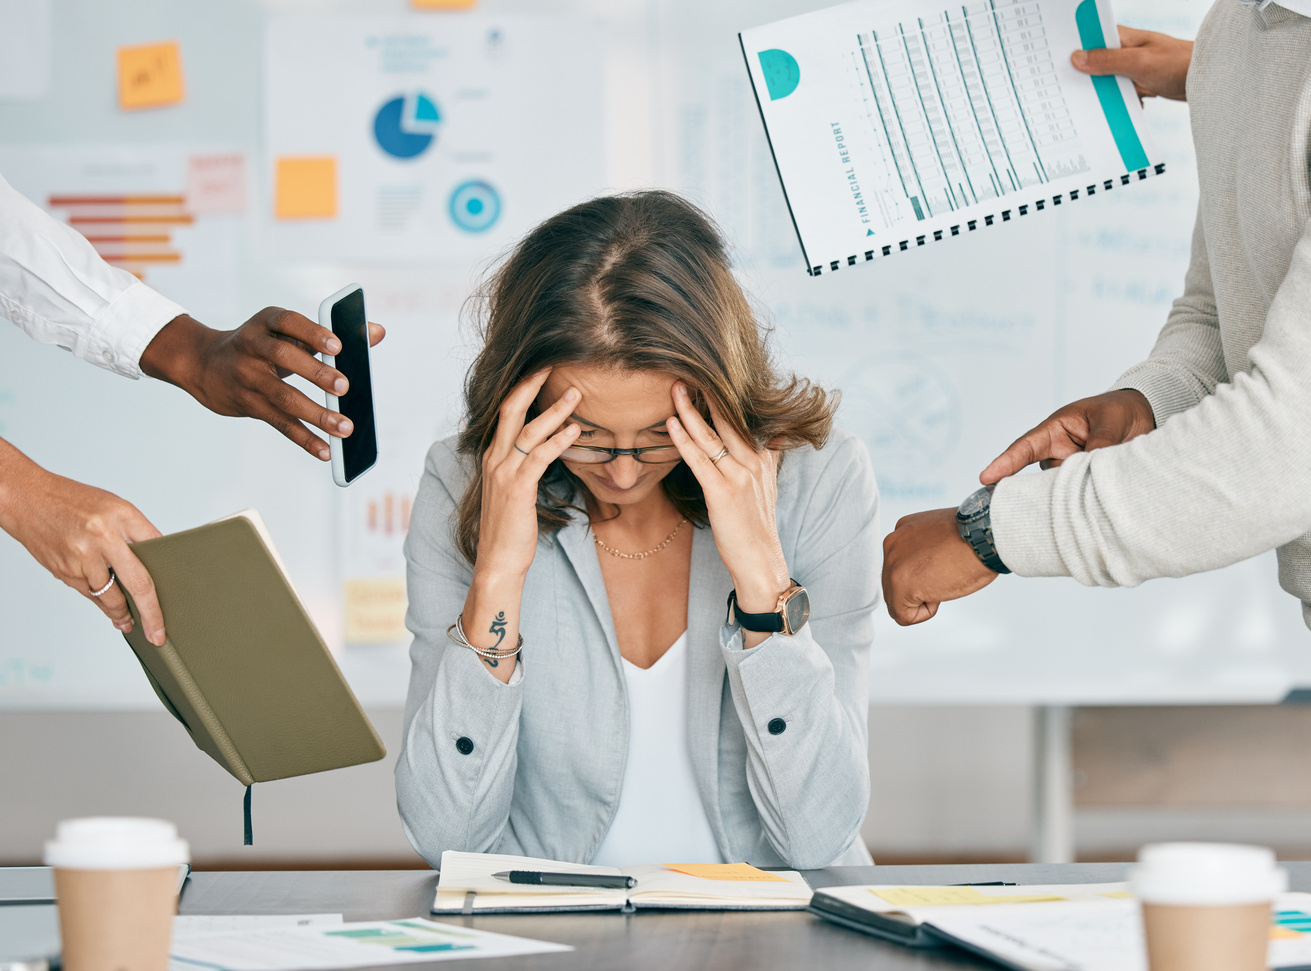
[178,861,1250,970]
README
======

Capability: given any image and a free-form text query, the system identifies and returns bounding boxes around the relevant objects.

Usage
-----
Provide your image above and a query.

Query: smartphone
[319,284,378,487]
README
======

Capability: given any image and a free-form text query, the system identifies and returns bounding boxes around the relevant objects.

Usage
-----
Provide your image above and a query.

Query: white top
[0,171,185,379]
[589,631,724,867]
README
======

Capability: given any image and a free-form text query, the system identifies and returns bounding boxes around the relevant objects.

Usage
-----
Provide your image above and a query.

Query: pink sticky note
[187,154,247,214]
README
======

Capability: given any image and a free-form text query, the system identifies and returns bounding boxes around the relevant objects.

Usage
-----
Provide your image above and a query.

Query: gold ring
[710,447,730,464]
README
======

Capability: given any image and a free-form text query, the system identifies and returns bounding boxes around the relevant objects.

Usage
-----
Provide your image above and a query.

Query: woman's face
[539,366,684,507]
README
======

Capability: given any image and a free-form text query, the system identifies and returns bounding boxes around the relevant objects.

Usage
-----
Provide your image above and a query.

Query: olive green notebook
[120,510,386,787]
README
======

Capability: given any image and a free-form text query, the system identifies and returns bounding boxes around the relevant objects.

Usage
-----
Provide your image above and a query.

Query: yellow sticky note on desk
[275,157,337,220]
[662,863,788,883]
[411,0,478,8]
[872,886,1064,907]
[118,41,185,111]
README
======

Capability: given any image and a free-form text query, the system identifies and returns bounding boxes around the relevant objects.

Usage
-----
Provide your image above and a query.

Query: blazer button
[455,736,474,755]
[767,718,786,735]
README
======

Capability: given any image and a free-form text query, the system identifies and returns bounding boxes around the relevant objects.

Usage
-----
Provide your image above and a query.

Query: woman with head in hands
[396,191,879,870]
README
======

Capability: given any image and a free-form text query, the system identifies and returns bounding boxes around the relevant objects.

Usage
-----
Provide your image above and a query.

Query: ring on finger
[709,446,730,465]
[513,442,530,456]
[90,570,116,598]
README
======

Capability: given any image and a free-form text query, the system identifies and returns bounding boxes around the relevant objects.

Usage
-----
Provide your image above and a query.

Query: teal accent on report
[758,49,800,100]
[1074,0,1149,172]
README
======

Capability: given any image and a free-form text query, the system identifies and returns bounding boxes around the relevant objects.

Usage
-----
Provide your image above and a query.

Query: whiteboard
[2,0,1307,710]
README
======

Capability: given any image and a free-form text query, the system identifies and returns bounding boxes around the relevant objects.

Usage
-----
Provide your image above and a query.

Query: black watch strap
[726,589,787,633]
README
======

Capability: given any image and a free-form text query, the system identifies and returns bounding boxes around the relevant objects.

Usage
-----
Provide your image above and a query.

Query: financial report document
[741,0,1162,274]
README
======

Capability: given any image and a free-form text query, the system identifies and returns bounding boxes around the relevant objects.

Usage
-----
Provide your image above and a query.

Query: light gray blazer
[396,428,880,870]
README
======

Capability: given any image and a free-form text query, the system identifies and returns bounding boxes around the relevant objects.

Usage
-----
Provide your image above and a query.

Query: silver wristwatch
[956,485,1011,574]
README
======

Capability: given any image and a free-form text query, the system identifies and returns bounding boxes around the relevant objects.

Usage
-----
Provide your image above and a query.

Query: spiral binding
[807,162,1168,276]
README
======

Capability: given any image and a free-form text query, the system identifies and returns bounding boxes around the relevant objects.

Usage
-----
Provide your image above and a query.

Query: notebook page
[741,0,1161,274]
[434,851,627,907]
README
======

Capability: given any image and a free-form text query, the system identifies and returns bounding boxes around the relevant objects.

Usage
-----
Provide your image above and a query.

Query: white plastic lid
[1130,842,1287,905]
[44,818,189,870]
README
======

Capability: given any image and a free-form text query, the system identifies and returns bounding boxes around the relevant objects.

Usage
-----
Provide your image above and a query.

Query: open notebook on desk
[434,851,812,914]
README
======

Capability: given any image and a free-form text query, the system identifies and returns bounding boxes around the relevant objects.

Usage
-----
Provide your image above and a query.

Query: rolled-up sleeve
[718,434,879,869]
[0,171,185,378]
[395,440,525,868]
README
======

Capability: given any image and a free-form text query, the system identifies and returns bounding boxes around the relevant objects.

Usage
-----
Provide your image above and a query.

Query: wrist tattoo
[486,611,507,667]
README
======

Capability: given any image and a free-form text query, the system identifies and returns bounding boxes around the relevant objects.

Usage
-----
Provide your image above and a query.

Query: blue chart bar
[1074,0,1149,171]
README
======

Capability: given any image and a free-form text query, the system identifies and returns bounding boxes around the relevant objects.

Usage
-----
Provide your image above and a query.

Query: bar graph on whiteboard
[47,194,192,280]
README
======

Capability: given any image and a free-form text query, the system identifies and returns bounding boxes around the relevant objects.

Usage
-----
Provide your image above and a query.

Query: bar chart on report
[856,0,1084,226]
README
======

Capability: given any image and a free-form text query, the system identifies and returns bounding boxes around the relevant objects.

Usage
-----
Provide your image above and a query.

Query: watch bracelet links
[960,521,1011,574]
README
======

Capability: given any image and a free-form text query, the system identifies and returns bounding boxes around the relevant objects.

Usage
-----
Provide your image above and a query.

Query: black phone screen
[330,289,378,483]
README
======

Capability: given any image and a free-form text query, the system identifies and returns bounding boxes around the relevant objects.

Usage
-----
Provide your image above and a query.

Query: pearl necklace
[593,518,688,560]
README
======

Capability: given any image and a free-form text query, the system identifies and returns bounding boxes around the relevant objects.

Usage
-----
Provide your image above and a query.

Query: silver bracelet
[447,613,523,660]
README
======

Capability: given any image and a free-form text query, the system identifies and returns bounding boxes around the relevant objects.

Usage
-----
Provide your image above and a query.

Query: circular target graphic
[448,180,501,233]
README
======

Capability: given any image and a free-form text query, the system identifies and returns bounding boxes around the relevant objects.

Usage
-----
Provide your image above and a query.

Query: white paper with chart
[740,0,1163,274]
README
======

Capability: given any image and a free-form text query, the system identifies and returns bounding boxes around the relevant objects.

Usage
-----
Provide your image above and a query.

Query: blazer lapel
[687,523,731,842]
[555,512,622,664]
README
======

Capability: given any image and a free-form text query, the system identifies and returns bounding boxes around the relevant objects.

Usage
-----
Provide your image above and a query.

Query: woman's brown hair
[454,190,837,564]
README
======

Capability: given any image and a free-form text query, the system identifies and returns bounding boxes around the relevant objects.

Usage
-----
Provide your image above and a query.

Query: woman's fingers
[520,422,582,478]
[671,384,729,460]
[704,396,756,464]
[666,415,720,484]
[517,388,579,453]
[490,369,553,459]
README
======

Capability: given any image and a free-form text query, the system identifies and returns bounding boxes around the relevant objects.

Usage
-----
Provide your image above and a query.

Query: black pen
[492,870,636,889]
[950,881,1017,886]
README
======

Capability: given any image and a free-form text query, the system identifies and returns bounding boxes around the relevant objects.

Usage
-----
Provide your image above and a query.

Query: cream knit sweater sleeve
[1112,209,1228,422]
[990,217,1311,586]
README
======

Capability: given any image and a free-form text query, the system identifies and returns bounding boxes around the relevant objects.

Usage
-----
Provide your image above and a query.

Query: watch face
[784,588,811,634]
[958,487,991,520]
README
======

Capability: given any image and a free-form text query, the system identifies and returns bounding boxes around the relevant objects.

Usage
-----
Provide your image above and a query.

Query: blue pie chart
[373,93,441,159]
[449,180,501,232]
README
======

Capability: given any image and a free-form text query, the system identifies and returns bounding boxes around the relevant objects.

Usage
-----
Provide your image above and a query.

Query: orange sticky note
[662,863,788,883]
[117,41,185,111]
[275,157,337,220]
[411,0,478,8]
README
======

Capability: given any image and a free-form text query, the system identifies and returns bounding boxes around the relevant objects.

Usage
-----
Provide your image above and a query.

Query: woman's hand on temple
[463,370,581,683]
[666,382,790,647]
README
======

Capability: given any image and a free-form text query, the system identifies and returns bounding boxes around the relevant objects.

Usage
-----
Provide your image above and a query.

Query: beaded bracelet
[446,613,523,661]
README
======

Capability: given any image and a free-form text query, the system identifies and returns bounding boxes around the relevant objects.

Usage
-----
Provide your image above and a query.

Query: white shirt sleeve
[0,171,187,379]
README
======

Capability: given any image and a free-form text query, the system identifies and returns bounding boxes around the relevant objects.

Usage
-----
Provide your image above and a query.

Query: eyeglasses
[562,444,681,465]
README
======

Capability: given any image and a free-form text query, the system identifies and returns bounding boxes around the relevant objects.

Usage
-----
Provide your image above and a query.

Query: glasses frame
[562,444,681,465]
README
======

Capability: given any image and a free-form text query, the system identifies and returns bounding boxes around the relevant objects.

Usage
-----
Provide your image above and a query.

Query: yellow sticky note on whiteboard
[117,41,185,111]
[662,863,788,883]
[871,886,1064,907]
[275,157,337,220]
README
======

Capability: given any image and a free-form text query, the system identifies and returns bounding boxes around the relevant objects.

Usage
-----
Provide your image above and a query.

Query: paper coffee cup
[1131,842,1286,971]
[45,818,189,971]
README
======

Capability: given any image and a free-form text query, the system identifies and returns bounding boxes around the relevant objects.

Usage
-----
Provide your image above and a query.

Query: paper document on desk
[902,892,1311,971]
[741,0,1163,275]
[168,917,570,970]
